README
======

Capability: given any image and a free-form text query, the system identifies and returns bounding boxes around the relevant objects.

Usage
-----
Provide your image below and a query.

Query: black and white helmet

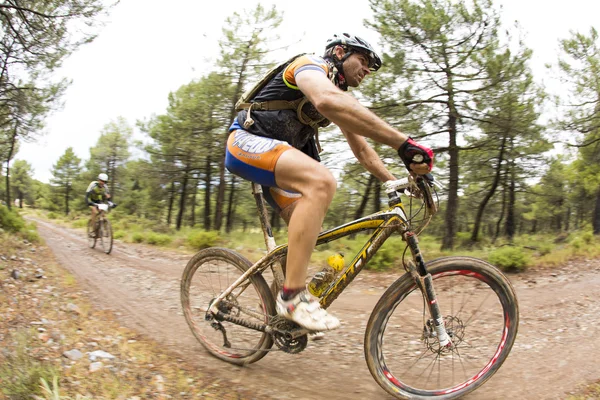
[325,33,382,71]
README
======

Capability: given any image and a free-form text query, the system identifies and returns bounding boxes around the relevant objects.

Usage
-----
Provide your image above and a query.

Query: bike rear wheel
[364,256,518,399]
[87,220,97,249]
[98,219,113,254]
[181,247,275,365]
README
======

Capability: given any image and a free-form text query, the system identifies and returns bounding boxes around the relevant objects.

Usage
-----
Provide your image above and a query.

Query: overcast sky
[18,0,600,182]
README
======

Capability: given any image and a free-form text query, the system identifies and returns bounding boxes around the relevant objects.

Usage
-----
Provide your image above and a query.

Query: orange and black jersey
[231,55,342,158]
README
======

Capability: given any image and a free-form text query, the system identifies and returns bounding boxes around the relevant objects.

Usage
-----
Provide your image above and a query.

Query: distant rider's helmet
[324,33,382,72]
[98,173,108,182]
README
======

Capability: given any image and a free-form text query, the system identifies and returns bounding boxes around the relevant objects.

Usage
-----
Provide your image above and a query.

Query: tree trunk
[176,170,189,231]
[225,175,237,233]
[189,174,198,227]
[593,187,600,235]
[270,209,281,232]
[65,183,70,215]
[354,175,375,220]
[203,157,212,231]
[373,178,381,213]
[4,123,18,209]
[214,140,227,231]
[530,219,537,234]
[442,110,459,250]
[470,134,508,243]
[504,163,516,241]
[167,181,176,226]
[493,188,507,243]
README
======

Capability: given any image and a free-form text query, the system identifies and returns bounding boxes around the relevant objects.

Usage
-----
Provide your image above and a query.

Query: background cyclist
[85,173,111,235]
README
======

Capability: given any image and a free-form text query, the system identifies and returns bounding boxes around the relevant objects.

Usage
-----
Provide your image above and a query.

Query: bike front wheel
[364,256,519,399]
[181,247,275,365]
[98,219,113,254]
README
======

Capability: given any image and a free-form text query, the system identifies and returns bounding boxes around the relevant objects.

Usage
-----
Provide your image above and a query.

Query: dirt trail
[33,217,600,399]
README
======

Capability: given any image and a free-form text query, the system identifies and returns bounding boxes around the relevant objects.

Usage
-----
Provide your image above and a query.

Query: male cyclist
[86,173,111,235]
[225,33,433,331]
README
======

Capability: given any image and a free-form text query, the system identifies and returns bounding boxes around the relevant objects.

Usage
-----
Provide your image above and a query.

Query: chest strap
[239,97,326,153]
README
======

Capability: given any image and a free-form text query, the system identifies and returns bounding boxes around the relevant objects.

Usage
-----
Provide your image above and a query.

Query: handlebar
[95,201,117,212]
[383,174,438,216]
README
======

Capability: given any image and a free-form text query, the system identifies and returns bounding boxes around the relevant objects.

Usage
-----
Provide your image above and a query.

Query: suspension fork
[404,232,451,347]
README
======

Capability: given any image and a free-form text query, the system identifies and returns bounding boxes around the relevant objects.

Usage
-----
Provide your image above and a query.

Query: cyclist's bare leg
[272,148,341,330]
[274,148,336,291]
[90,206,99,229]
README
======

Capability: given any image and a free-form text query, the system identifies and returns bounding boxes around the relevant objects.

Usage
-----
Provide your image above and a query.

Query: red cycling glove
[397,137,434,172]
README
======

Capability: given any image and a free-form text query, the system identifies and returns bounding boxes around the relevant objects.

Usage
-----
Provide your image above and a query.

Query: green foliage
[488,246,530,272]
[366,244,396,271]
[113,230,126,239]
[50,147,82,215]
[538,243,553,256]
[21,223,41,243]
[570,238,583,251]
[581,231,594,244]
[187,231,220,250]
[131,232,145,243]
[0,330,59,399]
[145,232,172,246]
[71,218,88,229]
[0,205,25,232]
[87,117,132,199]
[47,212,57,220]
[11,160,35,207]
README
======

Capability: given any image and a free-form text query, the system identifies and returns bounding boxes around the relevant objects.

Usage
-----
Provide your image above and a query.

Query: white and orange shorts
[225,130,301,212]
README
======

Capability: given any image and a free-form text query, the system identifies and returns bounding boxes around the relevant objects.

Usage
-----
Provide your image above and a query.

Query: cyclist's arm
[295,70,430,175]
[85,191,97,207]
[341,128,396,182]
[296,70,407,149]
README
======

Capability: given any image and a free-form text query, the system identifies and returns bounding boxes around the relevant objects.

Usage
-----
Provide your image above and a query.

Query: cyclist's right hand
[398,137,434,175]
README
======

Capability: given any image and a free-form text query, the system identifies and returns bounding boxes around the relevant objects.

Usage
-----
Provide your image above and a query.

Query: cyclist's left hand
[398,137,433,175]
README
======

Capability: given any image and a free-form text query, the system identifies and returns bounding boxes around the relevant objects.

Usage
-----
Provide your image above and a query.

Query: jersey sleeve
[86,182,97,193]
[283,55,329,89]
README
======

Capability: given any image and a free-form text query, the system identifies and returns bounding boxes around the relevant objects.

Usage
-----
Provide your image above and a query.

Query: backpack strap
[241,97,324,153]
[242,98,304,129]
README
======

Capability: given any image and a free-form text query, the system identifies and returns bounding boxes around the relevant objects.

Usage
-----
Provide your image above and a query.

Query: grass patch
[567,379,600,399]
[131,232,145,243]
[187,230,220,250]
[0,231,247,399]
[488,246,531,272]
[145,232,172,246]
[0,329,59,399]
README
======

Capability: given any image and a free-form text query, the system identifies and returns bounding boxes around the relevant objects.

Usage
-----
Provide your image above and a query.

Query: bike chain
[215,302,309,354]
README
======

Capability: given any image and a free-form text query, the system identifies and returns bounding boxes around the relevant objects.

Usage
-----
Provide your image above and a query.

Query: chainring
[270,316,308,354]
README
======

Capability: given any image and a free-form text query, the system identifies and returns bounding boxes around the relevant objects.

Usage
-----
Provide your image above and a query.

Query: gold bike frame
[209,183,411,314]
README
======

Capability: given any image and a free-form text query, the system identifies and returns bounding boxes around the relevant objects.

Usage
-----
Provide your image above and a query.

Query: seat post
[252,183,276,251]
[251,183,284,290]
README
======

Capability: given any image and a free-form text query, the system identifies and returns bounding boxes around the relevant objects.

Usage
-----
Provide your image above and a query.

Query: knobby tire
[364,256,518,399]
[181,247,275,365]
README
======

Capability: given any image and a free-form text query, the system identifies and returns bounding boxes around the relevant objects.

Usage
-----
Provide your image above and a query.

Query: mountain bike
[180,175,519,399]
[87,201,116,254]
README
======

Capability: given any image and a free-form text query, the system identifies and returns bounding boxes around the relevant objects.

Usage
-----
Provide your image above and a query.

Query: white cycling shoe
[276,290,341,331]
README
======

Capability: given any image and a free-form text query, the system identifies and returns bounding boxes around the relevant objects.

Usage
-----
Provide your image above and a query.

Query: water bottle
[308,253,345,297]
